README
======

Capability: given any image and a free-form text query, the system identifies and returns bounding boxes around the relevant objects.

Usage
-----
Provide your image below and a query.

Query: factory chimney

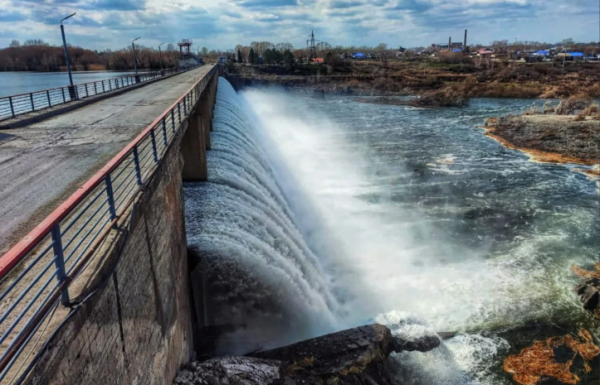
[449,36,451,50]
[464,29,468,48]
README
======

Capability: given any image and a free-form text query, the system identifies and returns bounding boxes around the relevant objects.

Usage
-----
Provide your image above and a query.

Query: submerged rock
[503,329,600,385]
[174,357,280,385]
[174,324,442,385]
[572,264,600,319]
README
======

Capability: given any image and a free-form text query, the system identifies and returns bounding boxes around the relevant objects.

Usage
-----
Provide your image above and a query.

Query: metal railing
[0,67,191,122]
[0,64,217,383]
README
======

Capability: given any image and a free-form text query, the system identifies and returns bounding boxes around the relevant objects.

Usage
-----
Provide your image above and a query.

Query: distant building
[432,42,463,50]
[352,52,366,59]
[312,57,324,64]
[178,39,203,68]
[477,47,493,56]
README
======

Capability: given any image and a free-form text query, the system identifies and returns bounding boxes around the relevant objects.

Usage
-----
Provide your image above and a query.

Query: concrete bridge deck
[0,65,212,255]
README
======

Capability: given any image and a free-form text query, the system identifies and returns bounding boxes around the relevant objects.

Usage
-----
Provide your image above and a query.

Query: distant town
[1,30,599,72]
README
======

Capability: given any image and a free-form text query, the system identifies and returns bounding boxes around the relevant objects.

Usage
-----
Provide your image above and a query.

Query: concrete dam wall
[19,70,219,385]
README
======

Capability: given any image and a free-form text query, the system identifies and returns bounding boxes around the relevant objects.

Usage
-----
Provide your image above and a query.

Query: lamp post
[132,37,141,80]
[60,12,76,99]
[158,42,165,74]
[131,37,141,83]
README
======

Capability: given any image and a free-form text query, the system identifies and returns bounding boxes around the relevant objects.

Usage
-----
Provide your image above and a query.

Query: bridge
[0,64,221,384]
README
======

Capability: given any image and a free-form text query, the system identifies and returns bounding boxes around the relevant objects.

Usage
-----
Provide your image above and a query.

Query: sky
[0,0,598,51]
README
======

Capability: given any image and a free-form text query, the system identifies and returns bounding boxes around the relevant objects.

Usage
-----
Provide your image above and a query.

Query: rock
[174,324,443,385]
[373,311,442,353]
[251,324,399,384]
[390,333,440,352]
[175,356,281,385]
[580,285,599,310]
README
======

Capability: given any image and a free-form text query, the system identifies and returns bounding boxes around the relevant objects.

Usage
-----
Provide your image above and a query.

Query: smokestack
[464,29,468,48]
[449,36,451,50]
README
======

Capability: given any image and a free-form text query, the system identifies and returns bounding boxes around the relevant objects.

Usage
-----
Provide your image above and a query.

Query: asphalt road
[0,66,212,254]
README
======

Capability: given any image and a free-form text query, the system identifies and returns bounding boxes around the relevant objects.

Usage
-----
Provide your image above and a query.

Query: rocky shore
[483,114,600,171]
[224,61,600,99]
[173,324,440,385]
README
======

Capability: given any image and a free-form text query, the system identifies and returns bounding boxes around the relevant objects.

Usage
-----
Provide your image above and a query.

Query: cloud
[386,0,432,12]
[0,0,597,50]
[81,0,146,11]
[329,0,363,8]
[0,11,28,22]
[234,0,298,8]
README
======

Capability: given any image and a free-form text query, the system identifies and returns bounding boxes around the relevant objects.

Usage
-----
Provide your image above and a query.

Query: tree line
[0,39,183,72]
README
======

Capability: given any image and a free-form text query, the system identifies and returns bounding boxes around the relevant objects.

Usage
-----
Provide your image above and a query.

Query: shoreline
[481,115,600,180]
[224,61,600,99]
[482,125,599,166]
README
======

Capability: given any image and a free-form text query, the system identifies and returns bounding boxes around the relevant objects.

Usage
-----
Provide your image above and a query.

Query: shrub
[575,103,600,120]
[555,94,592,115]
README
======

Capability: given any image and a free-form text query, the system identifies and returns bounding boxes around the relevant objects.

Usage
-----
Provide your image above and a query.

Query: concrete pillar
[181,109,207,181]
[200,92,212,150]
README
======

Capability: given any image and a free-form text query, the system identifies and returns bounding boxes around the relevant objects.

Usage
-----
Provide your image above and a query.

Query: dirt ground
[483,114,600,166]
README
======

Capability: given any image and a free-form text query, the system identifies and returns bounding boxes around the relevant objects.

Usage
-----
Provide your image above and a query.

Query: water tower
[178,39,192,59]
[178,39,201,68]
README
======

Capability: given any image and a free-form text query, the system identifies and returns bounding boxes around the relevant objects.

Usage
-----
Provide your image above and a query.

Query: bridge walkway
[0,65,212,255]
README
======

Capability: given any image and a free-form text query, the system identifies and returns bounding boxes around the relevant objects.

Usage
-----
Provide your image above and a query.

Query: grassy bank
[225,59,600,99]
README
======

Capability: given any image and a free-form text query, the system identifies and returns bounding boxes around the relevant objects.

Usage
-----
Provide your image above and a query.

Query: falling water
[184,78,599,384]
[184,78,342,355]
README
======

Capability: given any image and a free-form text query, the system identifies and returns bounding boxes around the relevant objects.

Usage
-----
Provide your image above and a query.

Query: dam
[0,65,598,385]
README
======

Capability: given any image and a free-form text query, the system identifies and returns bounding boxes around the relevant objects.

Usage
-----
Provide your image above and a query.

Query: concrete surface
[0,65,212,255]
[0,69,185,130]
[21,125,192,385]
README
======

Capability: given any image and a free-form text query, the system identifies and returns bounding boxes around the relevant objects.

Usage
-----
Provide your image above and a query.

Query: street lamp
[132,37,141,76]
[60,12,76,97]
[158,42,165,74]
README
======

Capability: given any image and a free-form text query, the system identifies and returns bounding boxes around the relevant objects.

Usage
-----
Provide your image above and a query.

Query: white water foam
[184,79,588,383]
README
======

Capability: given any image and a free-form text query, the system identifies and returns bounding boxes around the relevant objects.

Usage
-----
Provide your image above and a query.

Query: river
[0,71,141,97]
[184,79,599,385]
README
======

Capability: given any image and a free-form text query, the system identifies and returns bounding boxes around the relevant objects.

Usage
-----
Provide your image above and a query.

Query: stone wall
[21,70,219,385]
[22,124,192,385]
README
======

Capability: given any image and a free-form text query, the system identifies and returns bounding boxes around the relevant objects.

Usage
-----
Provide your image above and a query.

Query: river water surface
[184,79,599,385]
[0,71,140,97]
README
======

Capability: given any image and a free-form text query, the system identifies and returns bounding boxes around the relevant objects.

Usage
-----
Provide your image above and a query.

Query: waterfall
[184,79,340,354]
[184,78,510,384]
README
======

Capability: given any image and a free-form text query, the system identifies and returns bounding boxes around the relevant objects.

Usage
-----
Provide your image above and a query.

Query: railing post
[171,110,176,132]
[132,146,143,185]
[162,117,168,146]
[61,88,66,103]
[46,90,51,107]
[29,93,34,112]
[85,84,89,98]
[105,175,117,220]
[8,97,15,118]
[94,82,98,95]
[183,97,187,114]
[177,103,181,123]
[50,225,70,307]
[150,129,158,163]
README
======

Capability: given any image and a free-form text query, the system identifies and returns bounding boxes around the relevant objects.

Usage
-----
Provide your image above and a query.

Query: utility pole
[132,37,141,81]
[159,42,165,74]
[308,30,317,59]
[60,12,76,99]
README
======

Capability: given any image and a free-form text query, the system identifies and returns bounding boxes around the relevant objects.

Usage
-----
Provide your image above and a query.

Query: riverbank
[482,115,600,175]
[225,60,600,99]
